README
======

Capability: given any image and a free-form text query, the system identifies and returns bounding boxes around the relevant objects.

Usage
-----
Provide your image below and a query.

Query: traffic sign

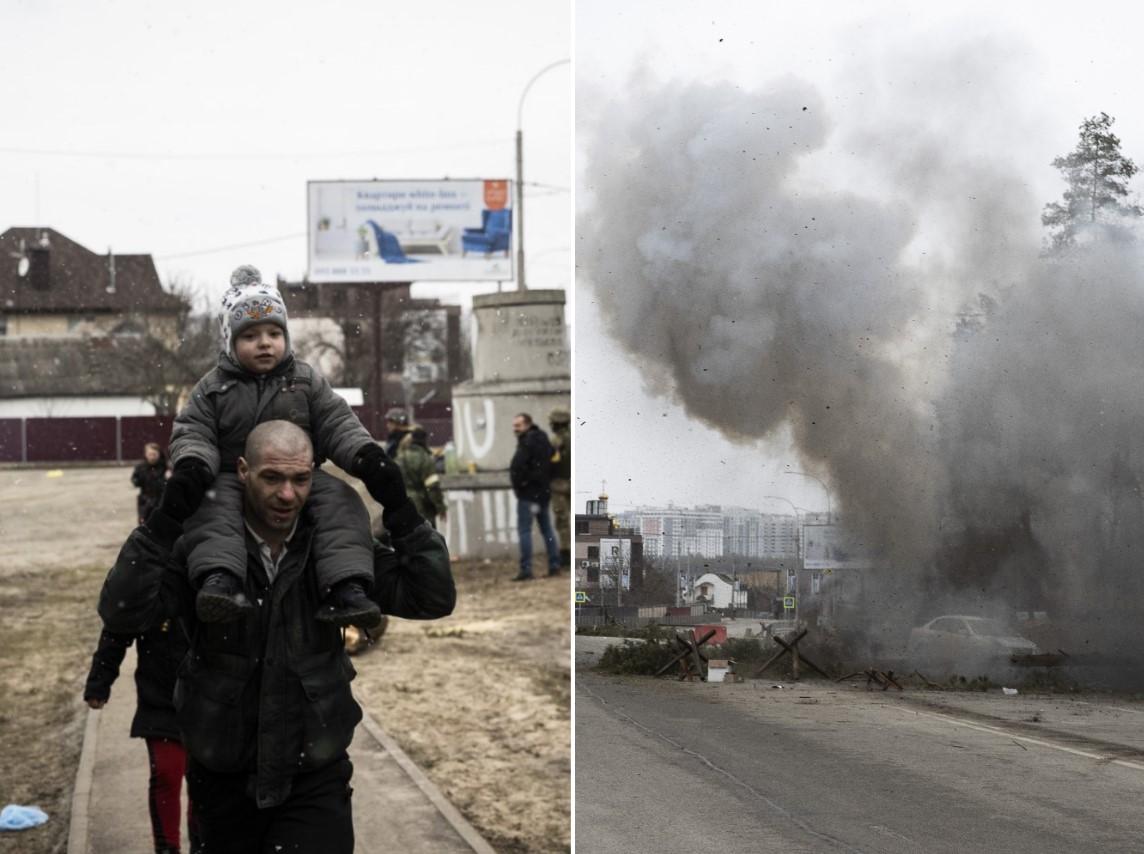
[783,596,796,610]
[575,591,590,604]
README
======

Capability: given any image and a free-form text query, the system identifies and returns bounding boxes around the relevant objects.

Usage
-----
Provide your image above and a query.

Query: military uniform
[396,429,447,529]
[548,408,571,568]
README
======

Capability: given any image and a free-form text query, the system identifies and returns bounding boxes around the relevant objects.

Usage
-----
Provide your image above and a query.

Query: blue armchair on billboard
[461,209,512,257]
[366,220,423,264]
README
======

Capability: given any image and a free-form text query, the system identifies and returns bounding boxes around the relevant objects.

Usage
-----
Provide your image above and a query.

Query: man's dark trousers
[186,754,353,853]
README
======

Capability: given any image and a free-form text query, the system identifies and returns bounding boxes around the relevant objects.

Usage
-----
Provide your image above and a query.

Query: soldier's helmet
[548,407,571,426]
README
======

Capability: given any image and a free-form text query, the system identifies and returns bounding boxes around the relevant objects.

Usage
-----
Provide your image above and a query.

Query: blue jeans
[517,497,560,576]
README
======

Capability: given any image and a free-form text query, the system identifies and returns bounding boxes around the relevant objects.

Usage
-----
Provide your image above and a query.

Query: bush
[577,623,672,641]
[595,639,678,675]
[595,634,772,677]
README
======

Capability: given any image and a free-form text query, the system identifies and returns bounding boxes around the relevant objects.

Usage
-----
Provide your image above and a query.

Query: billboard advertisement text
[308,179,513,283]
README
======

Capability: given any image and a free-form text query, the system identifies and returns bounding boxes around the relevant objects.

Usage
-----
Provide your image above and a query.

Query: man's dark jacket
[510,425,554,503]
[83,620,188,741]
[98,509,455,809]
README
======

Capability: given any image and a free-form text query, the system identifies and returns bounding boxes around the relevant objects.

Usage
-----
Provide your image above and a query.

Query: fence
[0,416,177,464]
[574,614,714,630]
[0,409,455,464]
[574,610,779,630]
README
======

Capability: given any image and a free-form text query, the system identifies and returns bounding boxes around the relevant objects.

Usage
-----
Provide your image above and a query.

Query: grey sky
[0,0,570,310]
[575,0,1144,513]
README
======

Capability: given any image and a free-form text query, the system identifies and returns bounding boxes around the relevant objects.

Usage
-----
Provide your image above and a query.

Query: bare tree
[101,276,218,416]
[627,556,676,606]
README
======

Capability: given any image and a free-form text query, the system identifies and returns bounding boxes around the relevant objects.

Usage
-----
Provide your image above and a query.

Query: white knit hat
[218,266,290,358]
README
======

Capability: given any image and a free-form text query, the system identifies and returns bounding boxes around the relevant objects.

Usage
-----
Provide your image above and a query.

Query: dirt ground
[0,465,570,854]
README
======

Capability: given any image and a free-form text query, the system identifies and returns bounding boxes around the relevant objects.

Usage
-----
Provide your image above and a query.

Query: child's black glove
[155,458,213,524]
[353,443,408,507]
[353,443,424,537]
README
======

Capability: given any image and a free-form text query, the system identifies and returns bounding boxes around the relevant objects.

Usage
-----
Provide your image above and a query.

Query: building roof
[0,227,180,315]
[695,572,736,585]
[0,338,159,397]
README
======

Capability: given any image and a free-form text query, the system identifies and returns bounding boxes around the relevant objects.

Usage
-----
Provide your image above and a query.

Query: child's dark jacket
[168,352,373,476]
[83,620,188,741]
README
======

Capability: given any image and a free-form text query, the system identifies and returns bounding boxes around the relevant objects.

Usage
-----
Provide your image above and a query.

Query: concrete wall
[442,471,564,562]
[452,378,568,471]
[443,289,569,559]
[470,289,569,383]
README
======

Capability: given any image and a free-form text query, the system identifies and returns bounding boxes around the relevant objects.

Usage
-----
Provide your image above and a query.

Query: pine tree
[1042,112,1141,250]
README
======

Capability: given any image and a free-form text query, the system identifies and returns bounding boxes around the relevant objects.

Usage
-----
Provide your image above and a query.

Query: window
[0,315,6,336]
[575,518,589,535]
[587,545,599,560]
[110,319,145,338]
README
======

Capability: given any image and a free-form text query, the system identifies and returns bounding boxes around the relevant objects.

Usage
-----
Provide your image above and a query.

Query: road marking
[907,708,1144,772]
[1074,701,1143,715]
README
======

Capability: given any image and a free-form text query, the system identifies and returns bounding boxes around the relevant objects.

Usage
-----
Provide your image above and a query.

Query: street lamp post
[784,470,832,523]
[516,58,570,292]
[762,495,803,625]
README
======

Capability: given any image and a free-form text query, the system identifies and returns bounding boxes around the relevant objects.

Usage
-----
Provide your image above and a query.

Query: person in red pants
[84,619,199,854]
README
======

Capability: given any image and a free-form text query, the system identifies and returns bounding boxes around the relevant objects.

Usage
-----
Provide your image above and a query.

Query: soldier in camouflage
[396,426,448,530]
[548,407,572,569]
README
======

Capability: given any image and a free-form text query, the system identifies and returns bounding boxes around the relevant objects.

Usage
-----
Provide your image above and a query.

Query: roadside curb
[66,707,100,854]
[357,705,497,854]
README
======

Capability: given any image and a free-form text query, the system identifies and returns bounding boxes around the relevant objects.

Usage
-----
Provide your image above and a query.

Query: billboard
[802,524,873,570]
[307,179,513,283]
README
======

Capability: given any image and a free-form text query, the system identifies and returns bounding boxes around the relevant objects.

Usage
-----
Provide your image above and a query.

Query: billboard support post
[373,286,384,436]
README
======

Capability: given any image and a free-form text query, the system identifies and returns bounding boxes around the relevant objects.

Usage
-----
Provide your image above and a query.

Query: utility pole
[515,59,569,292]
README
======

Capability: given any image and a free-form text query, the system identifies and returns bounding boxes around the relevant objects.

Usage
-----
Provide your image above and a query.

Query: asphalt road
[576,665,1144,853]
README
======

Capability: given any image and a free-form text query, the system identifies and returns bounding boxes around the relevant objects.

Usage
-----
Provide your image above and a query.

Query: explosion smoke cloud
[579,44,1144,679]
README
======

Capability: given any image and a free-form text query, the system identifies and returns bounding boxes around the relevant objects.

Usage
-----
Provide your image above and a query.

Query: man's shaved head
[244,420,313,468]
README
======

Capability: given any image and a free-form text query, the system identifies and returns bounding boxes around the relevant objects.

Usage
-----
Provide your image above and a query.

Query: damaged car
[907,615,1044,676]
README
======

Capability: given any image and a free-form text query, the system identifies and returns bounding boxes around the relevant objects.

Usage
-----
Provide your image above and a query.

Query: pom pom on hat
[230,264,263,289]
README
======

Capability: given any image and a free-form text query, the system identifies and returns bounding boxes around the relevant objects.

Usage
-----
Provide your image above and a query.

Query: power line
[156,233,307,260]
[0,139,508,161]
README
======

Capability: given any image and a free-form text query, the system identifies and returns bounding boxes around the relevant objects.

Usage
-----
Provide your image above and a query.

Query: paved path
[69,647,492,854]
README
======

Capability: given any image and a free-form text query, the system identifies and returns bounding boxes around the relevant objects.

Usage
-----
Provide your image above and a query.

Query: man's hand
[353,444,409,509]
[85,697,107,710]
[154,458,213,524]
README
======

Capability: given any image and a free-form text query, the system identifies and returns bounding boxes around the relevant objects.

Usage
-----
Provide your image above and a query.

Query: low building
[0,226,186,419]
[687,572,748,610]
[279,277,464,441]
[0,227,180,342]
[574,494,644,595]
